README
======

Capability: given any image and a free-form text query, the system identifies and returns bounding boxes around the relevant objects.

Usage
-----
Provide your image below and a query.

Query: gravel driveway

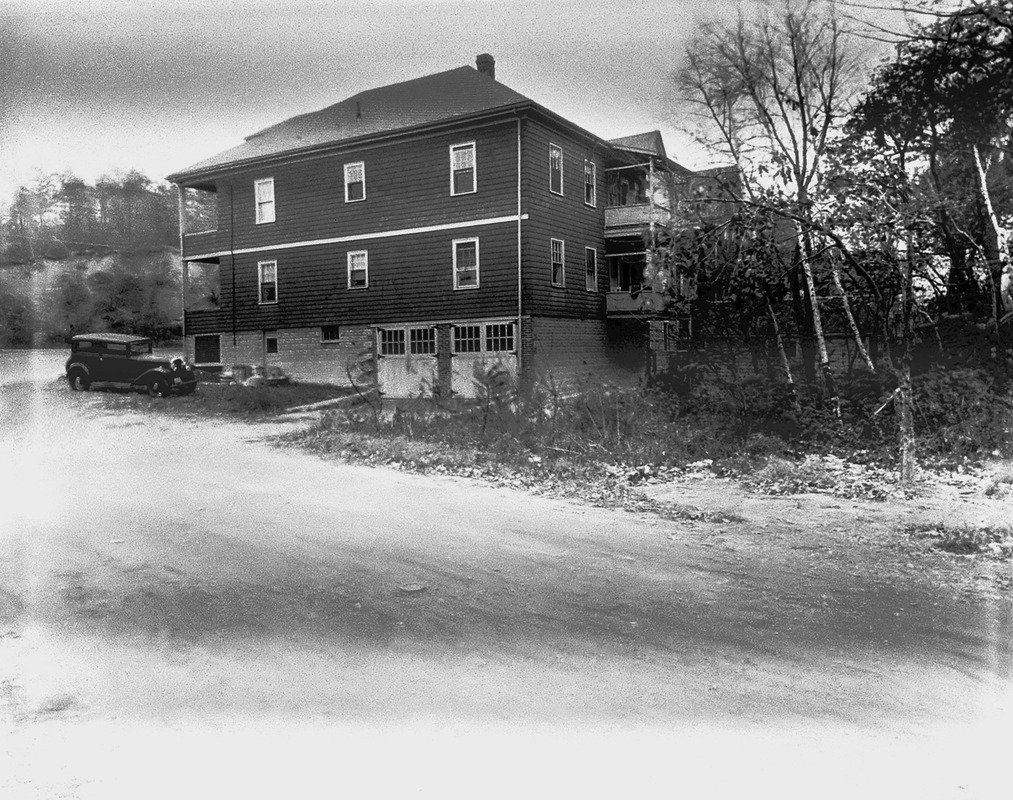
[1,360,1010,799]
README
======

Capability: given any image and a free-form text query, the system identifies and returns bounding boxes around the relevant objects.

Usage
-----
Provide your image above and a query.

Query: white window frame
[451,321,516,355]
[347,250,369,290]
[453,237,480,290]
[585,247,598,293]
[549,143,564,196]
[258,259,278,305]
[450,141,477,196]
[344,161,365,203]
[550,238,565,287]
[584,159,597,207]
[255,177,275,224]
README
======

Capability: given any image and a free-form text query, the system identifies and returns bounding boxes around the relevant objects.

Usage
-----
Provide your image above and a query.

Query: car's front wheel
[146,376,169,398]
[67,369,90,391]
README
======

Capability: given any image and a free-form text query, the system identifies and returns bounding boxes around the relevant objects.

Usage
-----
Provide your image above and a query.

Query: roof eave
[168,100,535,185]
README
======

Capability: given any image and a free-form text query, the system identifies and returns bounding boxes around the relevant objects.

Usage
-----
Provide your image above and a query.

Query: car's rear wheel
[67,369,90,391]
[146,377,169,398]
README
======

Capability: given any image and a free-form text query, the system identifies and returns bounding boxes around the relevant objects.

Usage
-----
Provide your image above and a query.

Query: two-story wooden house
[168,55,711,397]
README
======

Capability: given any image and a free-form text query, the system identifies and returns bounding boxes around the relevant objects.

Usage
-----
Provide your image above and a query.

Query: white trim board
[186,214,529,260]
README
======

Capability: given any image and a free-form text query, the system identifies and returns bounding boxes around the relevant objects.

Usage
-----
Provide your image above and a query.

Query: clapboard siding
[183,119,519,259]
[189,222,517,331]
[519,118,608,319]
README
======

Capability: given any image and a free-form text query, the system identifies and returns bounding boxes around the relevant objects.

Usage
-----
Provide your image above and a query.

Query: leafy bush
[912,367,1013,459]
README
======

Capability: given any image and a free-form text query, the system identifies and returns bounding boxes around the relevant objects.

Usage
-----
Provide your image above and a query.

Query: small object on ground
[243,366,267,387]
[265,366,290,386]
[397,583,427,595]
[110,539,124,544]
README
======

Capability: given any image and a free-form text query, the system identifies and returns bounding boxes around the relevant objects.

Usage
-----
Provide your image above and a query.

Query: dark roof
[609,130,667,158]
[609,130,696,178]
[71,333,151,344]
[169,66,531,181]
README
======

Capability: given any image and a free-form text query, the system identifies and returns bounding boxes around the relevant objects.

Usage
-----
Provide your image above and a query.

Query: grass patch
[908,523,1013,558]
[96,381,354,419]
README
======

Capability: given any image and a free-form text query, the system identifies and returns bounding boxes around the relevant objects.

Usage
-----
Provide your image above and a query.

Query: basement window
[410,327,437,355]
[485,323,514,353]
[453,324,482,353]
[379,329,406,356]
[194,334,221,365]
[321,325,341,343]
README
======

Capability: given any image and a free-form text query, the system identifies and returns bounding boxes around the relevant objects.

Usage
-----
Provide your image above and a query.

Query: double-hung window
[450,142,476,195]
[585,247,598,292]
[550,238,565,287]
[549,144,563,195]
[258,260,277,304]
[344,162,365,202]
[453,238,479,289]
[584,160,596,206]
[347,250,368,289]
[255,178,275,224]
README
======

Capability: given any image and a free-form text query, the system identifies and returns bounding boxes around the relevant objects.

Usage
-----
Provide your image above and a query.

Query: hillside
[0,249,183,347]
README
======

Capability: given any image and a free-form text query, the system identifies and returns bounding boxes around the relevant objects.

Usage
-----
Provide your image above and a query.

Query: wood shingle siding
[519,119,607,320]
[186,222,518,332]
[182,120,520,259]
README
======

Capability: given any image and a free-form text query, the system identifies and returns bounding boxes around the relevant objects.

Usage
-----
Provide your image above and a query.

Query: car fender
[67,361,92,377]
[133,367,171,387]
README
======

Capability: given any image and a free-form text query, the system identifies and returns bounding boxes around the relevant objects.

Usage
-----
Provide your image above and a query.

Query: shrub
[908,523,1013,558]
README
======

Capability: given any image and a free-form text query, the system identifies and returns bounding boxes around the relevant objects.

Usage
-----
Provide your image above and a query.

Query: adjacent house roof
[609,130,668,158]
[168,66,532,181]
[610,130,695,178]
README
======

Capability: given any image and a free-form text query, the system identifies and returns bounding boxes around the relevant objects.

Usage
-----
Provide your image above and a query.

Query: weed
[751,455,835,493]
[908,523,1013,558]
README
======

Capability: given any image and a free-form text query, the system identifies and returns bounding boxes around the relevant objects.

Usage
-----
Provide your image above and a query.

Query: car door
[101,342,132,383]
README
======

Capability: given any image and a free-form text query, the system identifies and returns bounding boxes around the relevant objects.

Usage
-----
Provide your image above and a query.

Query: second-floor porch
[604,162,671,239]
[605,250,668,317]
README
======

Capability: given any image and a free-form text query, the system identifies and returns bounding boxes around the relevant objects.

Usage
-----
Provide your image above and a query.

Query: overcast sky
[0,0,894,201]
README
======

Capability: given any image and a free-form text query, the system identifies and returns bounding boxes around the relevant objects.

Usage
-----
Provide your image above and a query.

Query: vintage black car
[65,333,197,397]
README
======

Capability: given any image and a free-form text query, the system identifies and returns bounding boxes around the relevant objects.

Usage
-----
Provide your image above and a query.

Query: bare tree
[678,0,864,415]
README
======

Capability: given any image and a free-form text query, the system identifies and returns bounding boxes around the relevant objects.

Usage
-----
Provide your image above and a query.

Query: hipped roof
[168,66,531,182]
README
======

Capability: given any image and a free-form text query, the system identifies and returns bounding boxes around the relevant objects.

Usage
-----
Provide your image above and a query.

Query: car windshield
[130,342,152,356]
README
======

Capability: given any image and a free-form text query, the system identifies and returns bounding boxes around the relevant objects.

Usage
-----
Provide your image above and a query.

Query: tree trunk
[768,301,800,411]
[898,235,917,490]
[795,219,841,421]
[789,245,817,385]
[972,144,1013,325]
[830,254,874,372]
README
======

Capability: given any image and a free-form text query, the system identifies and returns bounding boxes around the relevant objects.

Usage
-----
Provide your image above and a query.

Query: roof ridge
[169,61,536,180]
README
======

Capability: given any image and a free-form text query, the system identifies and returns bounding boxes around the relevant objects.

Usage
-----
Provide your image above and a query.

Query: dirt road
[1,362,1011,798]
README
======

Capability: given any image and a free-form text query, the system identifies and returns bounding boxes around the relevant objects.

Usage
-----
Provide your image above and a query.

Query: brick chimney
[476,53,495,80]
